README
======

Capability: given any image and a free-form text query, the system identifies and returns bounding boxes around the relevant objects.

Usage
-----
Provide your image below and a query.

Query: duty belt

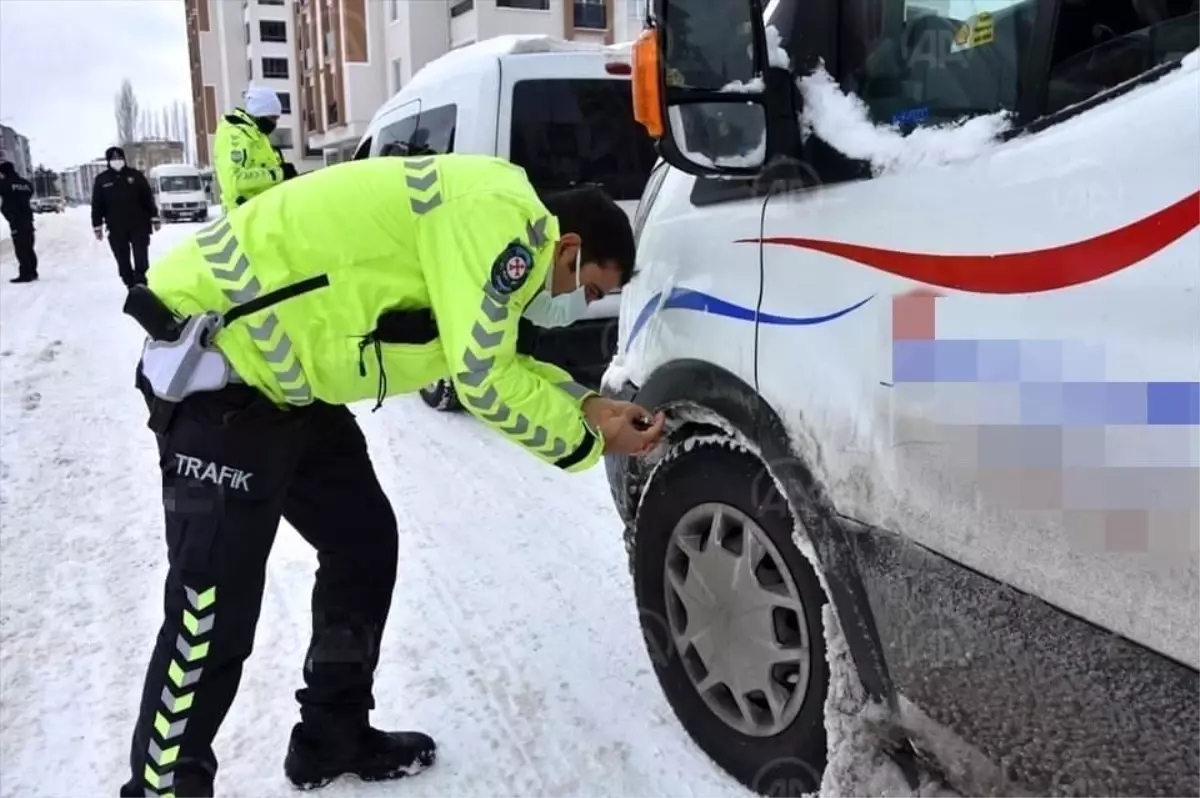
[124,280,439,407]
[123,277,327,405]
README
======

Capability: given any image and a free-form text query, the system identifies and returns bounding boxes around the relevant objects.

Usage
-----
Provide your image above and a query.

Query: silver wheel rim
[664,502,811,737]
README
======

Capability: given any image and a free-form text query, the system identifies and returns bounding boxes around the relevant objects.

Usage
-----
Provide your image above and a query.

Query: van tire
[418,379,462,412]
[632,439,829,797]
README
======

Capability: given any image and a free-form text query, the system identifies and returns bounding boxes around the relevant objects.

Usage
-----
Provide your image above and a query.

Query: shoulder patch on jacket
[230,149,245,163]
[491,241,533,295]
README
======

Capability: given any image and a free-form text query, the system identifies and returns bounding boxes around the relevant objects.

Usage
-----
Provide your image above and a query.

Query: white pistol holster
[139,312,232,403]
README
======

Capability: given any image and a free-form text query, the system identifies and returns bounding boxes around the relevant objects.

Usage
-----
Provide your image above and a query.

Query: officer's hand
[583,397,665,456]
[152,219,162,232]
[93,227,104,241]
[281,162,298,180]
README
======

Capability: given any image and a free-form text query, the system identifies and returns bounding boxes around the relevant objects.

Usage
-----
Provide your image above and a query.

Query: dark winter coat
[91,167,159,233]
[0,167,35,231]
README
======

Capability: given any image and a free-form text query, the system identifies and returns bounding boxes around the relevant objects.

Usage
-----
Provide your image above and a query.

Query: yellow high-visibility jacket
[147,154,603,473]
[212,108,285,213]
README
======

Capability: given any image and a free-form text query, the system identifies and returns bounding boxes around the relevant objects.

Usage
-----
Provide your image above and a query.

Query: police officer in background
[120,153,664,796]
[92,146,160,288]
[0,157,39,283]
[212,84,297,213]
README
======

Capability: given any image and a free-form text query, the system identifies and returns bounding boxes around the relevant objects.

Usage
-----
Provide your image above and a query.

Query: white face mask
[523,247,590,329]
[109,159,125,171]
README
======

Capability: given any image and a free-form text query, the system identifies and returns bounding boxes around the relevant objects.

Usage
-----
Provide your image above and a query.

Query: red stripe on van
[739,191,1200,294]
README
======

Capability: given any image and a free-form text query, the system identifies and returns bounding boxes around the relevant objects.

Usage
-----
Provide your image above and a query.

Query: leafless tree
[114,79,139,146]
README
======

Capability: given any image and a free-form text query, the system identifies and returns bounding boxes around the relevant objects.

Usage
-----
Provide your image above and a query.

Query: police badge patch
[231,150,245,164]
[490,241,533,295]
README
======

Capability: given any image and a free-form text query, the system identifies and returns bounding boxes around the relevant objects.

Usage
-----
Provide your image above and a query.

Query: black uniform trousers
[11,225,38,278]
[122,382,399,796]
[110,227,152,287]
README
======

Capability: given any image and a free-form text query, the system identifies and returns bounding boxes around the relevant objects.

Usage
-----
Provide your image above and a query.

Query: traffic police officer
[120,153,664,797]
[211,84,297,213]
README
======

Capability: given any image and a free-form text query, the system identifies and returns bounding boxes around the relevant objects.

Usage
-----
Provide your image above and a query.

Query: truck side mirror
[632,0,775,178]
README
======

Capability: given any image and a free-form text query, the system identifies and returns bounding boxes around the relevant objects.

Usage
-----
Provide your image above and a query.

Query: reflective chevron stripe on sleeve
[143,585,215,796]
[446,211,597,466]
[194,219,312,405]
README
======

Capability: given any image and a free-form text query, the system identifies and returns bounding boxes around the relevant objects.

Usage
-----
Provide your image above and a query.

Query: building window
[327,101,340,125]
[244,22,250,44]
[390,57,403,94]
[262,57,289,79]
[247,58,253,79]
[259,20,287,43]
[258,0,285,4]
[450,0,474,17]
[323,28,333,57]
[496,0,549,9]
[269,127,294,149]
[276,91,291,114]
[573,0,606,29]
[390,0,399,21]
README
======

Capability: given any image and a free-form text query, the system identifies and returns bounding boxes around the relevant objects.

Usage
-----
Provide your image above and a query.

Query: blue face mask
[523,247,589,329]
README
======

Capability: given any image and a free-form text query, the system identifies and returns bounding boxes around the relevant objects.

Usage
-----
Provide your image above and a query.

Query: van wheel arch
[604,358,895,707]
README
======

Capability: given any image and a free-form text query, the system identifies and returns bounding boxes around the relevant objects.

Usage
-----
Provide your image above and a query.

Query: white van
[355,35,658,411]
[149,163,209,223]
[606,0,1199,796]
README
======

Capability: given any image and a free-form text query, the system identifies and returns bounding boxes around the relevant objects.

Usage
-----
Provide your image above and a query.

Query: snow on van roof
[406,35,632,90]
[149,163,199,174]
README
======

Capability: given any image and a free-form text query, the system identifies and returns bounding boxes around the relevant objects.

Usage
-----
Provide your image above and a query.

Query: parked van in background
[149,163,208,223]
[355,35,658,412]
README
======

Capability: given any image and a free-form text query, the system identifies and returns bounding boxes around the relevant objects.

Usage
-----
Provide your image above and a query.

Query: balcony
[572,0,606,29]
[450,0,473,17]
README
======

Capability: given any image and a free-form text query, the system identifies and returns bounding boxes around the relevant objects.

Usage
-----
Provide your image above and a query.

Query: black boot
[9,275,35,283]
[283,723,436,790]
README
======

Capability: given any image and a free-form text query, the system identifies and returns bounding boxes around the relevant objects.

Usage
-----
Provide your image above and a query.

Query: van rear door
[496,52,659,220]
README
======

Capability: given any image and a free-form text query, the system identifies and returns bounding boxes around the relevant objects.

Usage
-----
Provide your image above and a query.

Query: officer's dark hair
[541,187,637,286]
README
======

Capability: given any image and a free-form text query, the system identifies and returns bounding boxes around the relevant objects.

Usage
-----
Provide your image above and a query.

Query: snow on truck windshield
[159,175,202,192]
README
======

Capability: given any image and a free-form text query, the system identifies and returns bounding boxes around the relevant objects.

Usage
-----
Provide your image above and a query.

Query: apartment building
[184,0,319,175]
[298,0,648,165]
[60,160,107,204]
[242,0,323,170]
[0,124,32,178]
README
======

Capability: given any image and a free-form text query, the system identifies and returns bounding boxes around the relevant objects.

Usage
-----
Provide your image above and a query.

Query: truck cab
[606,0,1199,794]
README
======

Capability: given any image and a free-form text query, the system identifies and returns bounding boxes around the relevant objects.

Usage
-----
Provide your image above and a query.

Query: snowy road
[0,209,751,797]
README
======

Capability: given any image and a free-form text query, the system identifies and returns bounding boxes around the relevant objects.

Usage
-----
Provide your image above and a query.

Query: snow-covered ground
[0,208,923,797]
[0,208,750,795]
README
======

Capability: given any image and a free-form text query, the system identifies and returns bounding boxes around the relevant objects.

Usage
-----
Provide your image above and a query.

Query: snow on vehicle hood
[797,47,1199,178]
[796,64,1012,176]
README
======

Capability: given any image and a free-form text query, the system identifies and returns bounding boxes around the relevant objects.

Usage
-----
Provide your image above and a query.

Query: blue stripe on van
[624,288,874,352]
